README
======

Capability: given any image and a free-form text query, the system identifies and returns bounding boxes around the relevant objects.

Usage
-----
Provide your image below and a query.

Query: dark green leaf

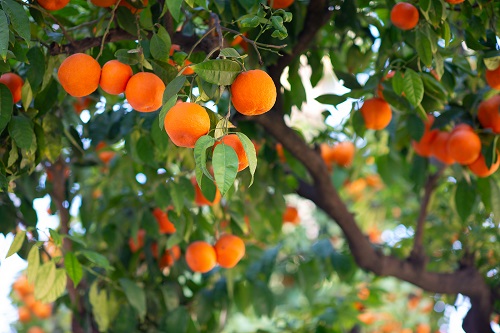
[212,143,238,196]
[0,10,8,60]
[220,48,242,58]
[454,179,477,222]
[235,132,257,185]
[403,69,424,107]
[163,76,186,102]
[81,250,113,270]
[2,0,30,43]
[407,114,425,141]
[150,32,170,62]
[115,49,140,66]
[194,135,216,184]
[315,94,347,106]
[0,84,13,134]
[65,252,83,287]
[159,94,177,130]
[416,30,433,67]
[335,71,362,90]
[119,278,146,321]
[166,0,183,21]
[26,47,45,93]
[192,59,242,86]
[9,116,34,150]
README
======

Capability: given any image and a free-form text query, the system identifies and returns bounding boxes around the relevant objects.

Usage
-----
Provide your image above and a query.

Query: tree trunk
[463,295,493,333]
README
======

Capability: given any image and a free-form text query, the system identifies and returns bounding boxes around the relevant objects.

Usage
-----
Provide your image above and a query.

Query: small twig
[66,16,106,32]
[96,0,122,60]
[186,26,216,60]
[211,13,224,49]
[410,166,446,260]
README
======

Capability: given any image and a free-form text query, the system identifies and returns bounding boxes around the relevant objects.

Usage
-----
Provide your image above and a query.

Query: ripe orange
[486,66,500,90]
[331,141,355,167]
[185,241,217,273]
[416,323,431,333]
[283,206,299,225]
[357,287,370,300]
[231,69,277,116]
[152,207,176,234]
[99,60,133,95]
[478,95,500,133]
[0,73,23,103]
[276,143,286,162]
[125,72,165,112]
[159,245,181,269]
[96,142,115,164]
[357,312,377,325]
[215,134,249,171]
[468,153,500,177]
[119,0,148,13]
[268,0,294,9]
[128,229,146,253]
[430,131,454,165]
[13,275,34,297]
[360,97,392,130]
[230,33,249,52]
[32,301,51,319]
[18,306,31,323]
[164,102,210,148]
[446,126,481,165]
[412,114,438,157]
[58,53,101,97]
[365,174,383,189]
[169,44,181,56]
[37,0,70,10]
[91,0,117,6]
[444,0,464,3]
[390,2,419,30]
[345,178,367,200]
[28,327,45,333]
[73,96,92,114]
[214,234,245,268]
[320,143,335,170]
[23,294,37,309]
[192,177,221,206]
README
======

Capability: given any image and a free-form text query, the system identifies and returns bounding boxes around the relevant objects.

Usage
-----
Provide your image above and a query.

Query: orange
[486,66,500,90]
[99,60,133,95]
[37,0,70,10]
[13,275,34,297]
[91,0,117,6]
[430,131,454,165]
[412,114,438,157]
[368,226,382,243]
[152,207,176,234]
[357,287,370,300]
[365,174,383,189]
[276,143,286,162]
[230,33,249,52]
[215,134,249,171]
[164,102,210,148]
[28,327,45,333]
[446,126,481,165]
[125,72,165,112]
[416,323,431,333]
[331,141,355,167]
[119,0,148,13]
[185,241,217,273]
[357,312,377,325]
[23,294,37,309]
[214,234,246,268]
[128,229,146,253]
[345,178,367,200]
[320,143,335,169]
[444,0,464,3]
[268,0,294,9]
[18,306,31,323]
[283,206,299,225]
[192,177,221,206]
[73,96,92,114]
[478,95,500,133]
[468,153,500,177]
[360,97,392,130]
[58,54,100,97]
[159,245,181,269]
[390,2,419,30]
[0,73,23,103]
[32,301,51,319]
[96,142,115,164]
[231,69,277,116]
[169,44,181,56]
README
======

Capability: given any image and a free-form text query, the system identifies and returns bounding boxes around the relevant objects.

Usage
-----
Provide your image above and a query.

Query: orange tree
[1,0,500,332]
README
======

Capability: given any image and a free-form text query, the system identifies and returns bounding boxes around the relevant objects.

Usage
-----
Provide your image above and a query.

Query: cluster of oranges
[12,275,51,330]
[58,53,165,112]
[186,234,246,272]
[128,228,181,270]
[412,110,499,177]
[320,141,356,169]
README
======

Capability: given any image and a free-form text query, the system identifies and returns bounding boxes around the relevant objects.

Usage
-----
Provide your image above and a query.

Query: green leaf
[2,0,30,43]
[90,282,112,332]
[9,116,34,150]
[166,0,183,21]
[27,244,40,285]
[21,80,33,111]
[477,177,491,212]
[159,95,177,132]
[235,132,257,185]
[119,278,146,321]
[0,10,8,60]
[403,69,424,107]
[212,143,238,196]
[7,141,17,168]
[194,135,216,184]
[416,30,433,67]
[81,250,113,270]
[0,84,13,134]
[6,230,26,258]
[315,94,347,106]
[26,47,45,93]
[192,59,242,86]
[150,31,170,62]
[115,49,140,66]
[163,76,186,102]
[335,71,362,90]
[407,114,425,141]
[220,48,242,58]
[454,179,477,222]
[48,229,62,247]
[35,261,56,300]
[40,268,66,303]
[391,71,405,96]
[65,252,83,287]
